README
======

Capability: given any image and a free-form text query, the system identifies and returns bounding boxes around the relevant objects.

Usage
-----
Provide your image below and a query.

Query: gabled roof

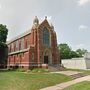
[38,18,51,29]
[7,17,52,45]
[7,29,31,44]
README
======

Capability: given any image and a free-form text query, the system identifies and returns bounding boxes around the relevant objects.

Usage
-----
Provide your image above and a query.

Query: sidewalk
[51,71,82,76]
[40,75,90,90]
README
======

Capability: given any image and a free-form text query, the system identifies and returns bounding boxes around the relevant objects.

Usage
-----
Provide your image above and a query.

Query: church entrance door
[44,56,48,64]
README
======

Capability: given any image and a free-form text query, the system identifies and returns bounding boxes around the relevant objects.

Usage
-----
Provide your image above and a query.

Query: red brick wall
[7,19,60,69]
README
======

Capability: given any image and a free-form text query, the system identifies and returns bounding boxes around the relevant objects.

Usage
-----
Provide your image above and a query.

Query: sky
[0,0,90,51]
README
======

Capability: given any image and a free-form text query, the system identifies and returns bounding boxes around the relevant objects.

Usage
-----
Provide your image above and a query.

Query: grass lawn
[63,81,90,90]
[0,70,72,90]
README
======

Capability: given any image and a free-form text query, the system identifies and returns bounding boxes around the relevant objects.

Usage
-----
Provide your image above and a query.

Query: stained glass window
[43,27,50,46]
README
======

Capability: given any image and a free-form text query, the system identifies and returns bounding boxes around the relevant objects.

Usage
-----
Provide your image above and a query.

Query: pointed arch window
[43,27,50,46]
[16,41,19,51]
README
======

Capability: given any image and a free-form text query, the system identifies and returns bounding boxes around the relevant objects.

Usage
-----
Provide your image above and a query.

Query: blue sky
[0,0,90,51]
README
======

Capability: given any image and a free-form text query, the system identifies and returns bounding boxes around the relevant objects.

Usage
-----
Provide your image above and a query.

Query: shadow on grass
[0,69,17,73]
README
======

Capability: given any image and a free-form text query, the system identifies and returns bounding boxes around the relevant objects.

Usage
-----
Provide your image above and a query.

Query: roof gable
[38,19,51,30]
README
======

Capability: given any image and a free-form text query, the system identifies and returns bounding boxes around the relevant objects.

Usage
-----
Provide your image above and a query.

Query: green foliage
[0,24,8,44]
[0,24,8,47]
[0,24,8,66]
[70,51,79,58]
[15,68,26,72]
[76,49,88,57]
[58,43,88,59]
[58,43,72,59]
[31,68,49,73]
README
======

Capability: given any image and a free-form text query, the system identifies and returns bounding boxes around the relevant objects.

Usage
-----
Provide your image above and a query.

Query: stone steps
[48,65,65,72]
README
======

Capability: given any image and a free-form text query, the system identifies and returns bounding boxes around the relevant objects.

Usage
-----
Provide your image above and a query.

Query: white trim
[7,64,41,67]
[8,48,30,55]
[7,30,31,44]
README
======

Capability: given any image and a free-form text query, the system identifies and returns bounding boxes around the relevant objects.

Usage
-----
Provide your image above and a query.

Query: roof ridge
[7,29,31,44]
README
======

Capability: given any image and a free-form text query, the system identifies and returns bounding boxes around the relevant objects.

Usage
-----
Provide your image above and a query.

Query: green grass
[63,81,90,90]
[31,68,49,73]
[0,70,72,90]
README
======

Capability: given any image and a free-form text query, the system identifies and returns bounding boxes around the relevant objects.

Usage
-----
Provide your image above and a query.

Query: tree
[0,24,8,44]
[70,51,79,58]
[58,43,88,60]
[58,43,72,59]
[76,49,88,57]
[0,24,8,68]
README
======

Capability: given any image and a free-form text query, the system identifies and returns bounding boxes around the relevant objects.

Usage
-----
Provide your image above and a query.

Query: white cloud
[77,0,90,6]
[79,25,88,31]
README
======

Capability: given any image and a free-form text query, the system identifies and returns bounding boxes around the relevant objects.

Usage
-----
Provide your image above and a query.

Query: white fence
[62,58,90,69]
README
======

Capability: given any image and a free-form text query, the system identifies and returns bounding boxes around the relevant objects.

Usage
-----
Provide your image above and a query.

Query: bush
[26,70,31,73]
[31,68,49,73]
[15,68,26,72]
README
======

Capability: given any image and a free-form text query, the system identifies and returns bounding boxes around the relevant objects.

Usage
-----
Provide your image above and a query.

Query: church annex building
[7,16,60,70]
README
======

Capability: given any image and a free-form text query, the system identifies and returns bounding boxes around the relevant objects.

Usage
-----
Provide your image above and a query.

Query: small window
[19,40,21,50]
[21,38,24,50]
[11,43,14,52]
[16,41,19,51]
[25,40,27,48]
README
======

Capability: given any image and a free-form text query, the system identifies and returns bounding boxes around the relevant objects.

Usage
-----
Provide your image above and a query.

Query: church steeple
[32,16,39,28]
[33,16,39,25]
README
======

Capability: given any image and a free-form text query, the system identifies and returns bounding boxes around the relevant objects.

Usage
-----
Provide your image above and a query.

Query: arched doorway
[43,49,52,65]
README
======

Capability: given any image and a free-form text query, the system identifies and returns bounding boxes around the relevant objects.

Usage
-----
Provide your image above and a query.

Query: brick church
[7,16,60,70]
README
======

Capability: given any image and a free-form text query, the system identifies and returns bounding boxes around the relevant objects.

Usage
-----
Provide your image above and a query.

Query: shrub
[16,68,26,72]
[31,68,49,73]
